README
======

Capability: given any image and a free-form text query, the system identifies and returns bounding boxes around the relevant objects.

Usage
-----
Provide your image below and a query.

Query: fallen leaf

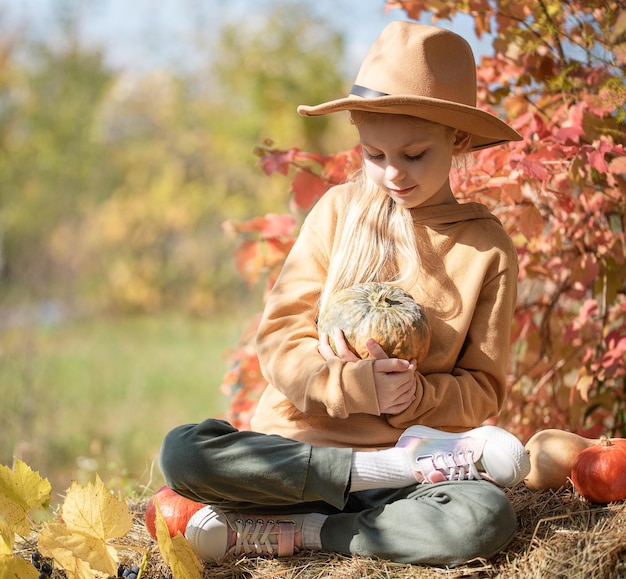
[61,476,132,540]
[0,520,13,555]
[0,459,51,537]
[154,502,203,579]
[0,554,39,579]
[37,476,133,578]
[39,522,118,578]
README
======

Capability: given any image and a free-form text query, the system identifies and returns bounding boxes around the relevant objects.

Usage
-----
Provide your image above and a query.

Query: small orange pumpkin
[571,437,626,504]
[145,485,205,540]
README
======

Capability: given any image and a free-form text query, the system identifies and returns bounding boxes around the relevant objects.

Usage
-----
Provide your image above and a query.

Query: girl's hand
[319,329,417,415]
[318,328,360,362]
[366,338,417,415]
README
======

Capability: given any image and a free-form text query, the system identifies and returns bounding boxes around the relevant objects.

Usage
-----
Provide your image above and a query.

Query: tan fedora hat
[298,21,522,151]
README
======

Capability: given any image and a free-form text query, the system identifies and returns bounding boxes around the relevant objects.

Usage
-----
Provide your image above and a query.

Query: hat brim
[297,95,522,151]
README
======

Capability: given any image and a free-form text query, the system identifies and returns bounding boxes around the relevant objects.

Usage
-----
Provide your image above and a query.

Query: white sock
[301,513,327,550]
[349,447,415,492]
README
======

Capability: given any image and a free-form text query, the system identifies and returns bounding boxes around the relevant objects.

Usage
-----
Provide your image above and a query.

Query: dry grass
[19,486,626,579]
[126,486,626,579]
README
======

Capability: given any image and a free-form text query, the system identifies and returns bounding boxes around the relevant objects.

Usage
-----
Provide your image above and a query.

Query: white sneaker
[185,505,306,560]
[396,425,530,487]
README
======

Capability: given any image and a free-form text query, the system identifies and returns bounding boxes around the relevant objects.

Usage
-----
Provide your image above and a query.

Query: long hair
[318,171,421,316]
[317,111,443,316]
[319,111,470,318]
[278,166,422,419]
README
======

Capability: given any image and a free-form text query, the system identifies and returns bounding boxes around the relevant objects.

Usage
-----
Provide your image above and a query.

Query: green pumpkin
[318,282,431,362]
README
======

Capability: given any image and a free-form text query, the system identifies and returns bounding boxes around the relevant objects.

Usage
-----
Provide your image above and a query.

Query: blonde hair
[317,111,469,316]
[317,171,420,315]
[317,112,437,315]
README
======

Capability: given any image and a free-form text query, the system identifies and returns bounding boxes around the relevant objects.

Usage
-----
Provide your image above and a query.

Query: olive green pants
[159,418,517,566]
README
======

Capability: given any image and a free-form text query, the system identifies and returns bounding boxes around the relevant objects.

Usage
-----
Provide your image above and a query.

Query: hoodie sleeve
[255,186,381,419]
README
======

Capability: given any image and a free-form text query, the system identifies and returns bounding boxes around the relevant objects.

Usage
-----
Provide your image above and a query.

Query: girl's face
[356,114,467,209]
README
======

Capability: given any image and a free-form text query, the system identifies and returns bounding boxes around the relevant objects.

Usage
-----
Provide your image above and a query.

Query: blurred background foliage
[0,2,352,314]
[0,1,356,499]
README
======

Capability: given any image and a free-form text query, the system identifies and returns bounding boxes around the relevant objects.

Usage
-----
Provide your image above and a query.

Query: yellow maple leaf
[154,502,203,579]
[61,475,132,539]
[44,551,94,579]
[0,496,38,578]
[0,458,51,537]
[38,475,133,578]
[0,554,39,579]
[0,519,13,556]
[39,522,118,578]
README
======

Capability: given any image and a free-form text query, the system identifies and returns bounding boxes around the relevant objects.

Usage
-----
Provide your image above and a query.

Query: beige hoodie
[251,183,518,450]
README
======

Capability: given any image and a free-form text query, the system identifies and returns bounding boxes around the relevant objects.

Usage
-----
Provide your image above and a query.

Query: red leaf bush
[220,1,626,442]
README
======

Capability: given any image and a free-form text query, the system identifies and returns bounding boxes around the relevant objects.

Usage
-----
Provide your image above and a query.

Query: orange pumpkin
[144,485,205,540]
[571,437,626,504]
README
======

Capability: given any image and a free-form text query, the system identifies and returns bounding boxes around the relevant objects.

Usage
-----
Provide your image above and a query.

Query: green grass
[0,313,249,502]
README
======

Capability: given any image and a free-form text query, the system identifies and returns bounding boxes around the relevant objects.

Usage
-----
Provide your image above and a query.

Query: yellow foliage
[0,520,12,556]
[0,460,51,578]
[39,522,116,579]
[60,476,133,540]
[38,475,133,579]
[154,502,203,579]
[0,553,39,579]
[0,459,51,537]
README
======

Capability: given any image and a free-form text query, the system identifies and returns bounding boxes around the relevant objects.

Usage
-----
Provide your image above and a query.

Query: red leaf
[609,155,626,174]
[525,112,552,141]
[553,102,586,144]
[571,253,601,289]
[258,148,300,176]
[234,240,265,284]
[515,204,544,240]
[256,214,296,239]
[226,214,295,239]
[520,158,548,181]
[322,146,362,186]
[600,331,626,378]
[579,299,599,323]
[587,152,607,175]
[385,0,426,19]
[291,169,328,211]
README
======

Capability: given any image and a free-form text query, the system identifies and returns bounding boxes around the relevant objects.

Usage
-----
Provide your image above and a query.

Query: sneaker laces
[417,448,484,483]
[232,518,296,556]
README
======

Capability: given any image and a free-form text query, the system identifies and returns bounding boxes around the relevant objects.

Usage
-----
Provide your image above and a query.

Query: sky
[0,0,494,76]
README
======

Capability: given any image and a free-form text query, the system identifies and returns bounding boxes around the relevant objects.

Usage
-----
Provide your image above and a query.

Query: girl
[159,21,530,567]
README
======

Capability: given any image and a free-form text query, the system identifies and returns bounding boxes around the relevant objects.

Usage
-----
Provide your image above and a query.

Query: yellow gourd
[524,429,599,491]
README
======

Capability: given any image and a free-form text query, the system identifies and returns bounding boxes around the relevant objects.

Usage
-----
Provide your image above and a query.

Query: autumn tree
[221,0,626,439]
[0,4,348,314]
[213,2,348,152]
[0,40,117,298]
